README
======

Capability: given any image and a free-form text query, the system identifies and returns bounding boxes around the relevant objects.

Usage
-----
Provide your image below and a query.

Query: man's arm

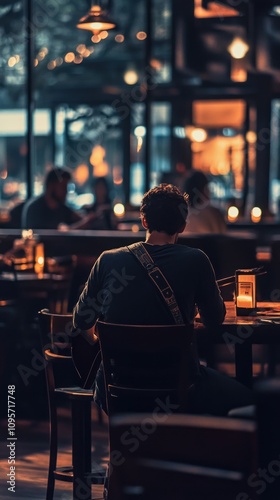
[195,251,226,327]
[73,255,103,331]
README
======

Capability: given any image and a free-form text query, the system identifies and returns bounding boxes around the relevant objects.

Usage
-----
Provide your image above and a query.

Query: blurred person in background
[71,176,116,230]
[22,167,82,229]
[184,170,227,234]
[82,177,114,230]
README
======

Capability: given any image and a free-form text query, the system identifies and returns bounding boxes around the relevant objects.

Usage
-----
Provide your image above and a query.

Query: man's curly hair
[140,184,189,235]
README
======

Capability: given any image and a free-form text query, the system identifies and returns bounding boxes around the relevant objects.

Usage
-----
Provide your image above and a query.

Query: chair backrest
[38,308,100,389]
[109,413,258,500]
[38,308,73,354]
[96,321,195,415]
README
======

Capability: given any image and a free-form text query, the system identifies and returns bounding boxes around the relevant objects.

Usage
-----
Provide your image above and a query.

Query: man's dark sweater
[73,242,225,330]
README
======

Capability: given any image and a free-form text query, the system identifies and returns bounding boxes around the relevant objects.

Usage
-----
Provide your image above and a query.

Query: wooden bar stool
[38,310,106,500]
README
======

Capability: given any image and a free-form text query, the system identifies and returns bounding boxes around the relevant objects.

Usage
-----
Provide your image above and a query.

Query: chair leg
[97,405,104,425]
[72,399,92,500]
[46,400,58,500]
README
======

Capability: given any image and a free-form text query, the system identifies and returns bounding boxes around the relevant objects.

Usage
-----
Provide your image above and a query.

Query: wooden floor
[0,405,109,500]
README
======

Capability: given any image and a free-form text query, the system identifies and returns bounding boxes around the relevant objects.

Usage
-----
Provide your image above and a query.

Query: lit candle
[34,243,44,277]
[236,294,253,308]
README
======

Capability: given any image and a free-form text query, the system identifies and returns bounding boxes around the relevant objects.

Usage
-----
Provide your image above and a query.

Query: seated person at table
[184,170,227,234]
[22,167,81,229]
[70,176,116,230]
[73,183,253,416]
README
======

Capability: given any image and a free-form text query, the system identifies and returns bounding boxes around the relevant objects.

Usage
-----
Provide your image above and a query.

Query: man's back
[73,242,225,329]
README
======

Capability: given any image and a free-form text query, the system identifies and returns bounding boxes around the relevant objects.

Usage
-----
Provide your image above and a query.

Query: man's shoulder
[100,246,130,259]
[25,195,45,211]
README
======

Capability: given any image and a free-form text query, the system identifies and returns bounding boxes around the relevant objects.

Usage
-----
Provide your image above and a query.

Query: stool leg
[46,372,58,500]
[46,417,57,500]
[72,399,92,500]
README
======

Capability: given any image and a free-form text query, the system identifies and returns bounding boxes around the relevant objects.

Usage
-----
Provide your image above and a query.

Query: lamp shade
[77,5,117,34]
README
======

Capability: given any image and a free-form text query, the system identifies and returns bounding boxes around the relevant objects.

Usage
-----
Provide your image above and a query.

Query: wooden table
[0,271,71,313]
[195,301,280,387]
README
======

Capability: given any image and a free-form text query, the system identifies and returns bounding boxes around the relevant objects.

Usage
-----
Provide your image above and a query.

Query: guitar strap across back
[127,242,185,325]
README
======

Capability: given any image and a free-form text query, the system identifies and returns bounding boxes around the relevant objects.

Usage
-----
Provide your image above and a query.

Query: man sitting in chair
[73,183,253,416]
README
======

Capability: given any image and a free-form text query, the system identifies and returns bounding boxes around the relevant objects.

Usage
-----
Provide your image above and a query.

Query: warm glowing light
[231,62,247,82]
[131,224,140,233]
[91,34,101,43]
[228,206,239,222]
[113,178,123,185]
[47,60,56,70]
[190,128,208,142]
[136,31,147,40]
[74,164,89,185]
[113,166,123,185]
[37,51,45,61]
[76,44,86,54]
[0,170,8,179]
[246,131,257,144]
[134,126,146,137]
[76,5,116,35]
[74,55,83,64]
[114,203,125,217]
[100,31,108,39]
[34,243,44,276]
[228,38,249,59]
[34,59,39,67]
[90,145,109,177]
[64,52,75,63]
[115,34,125,43]
[136,137,143,153]
[124,69,138,85]
[150,59,163,70]
[8,57,17,67]
[251,207,262,223]
[83,49,91,57]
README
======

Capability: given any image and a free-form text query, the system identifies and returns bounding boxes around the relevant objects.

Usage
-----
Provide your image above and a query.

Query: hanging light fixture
[76,2,117,35]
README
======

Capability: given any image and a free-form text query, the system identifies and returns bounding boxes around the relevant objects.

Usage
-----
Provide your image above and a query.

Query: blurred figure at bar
[22,167,81,229]
[80,177,115,230]
[184,170,227,234]
[68,176,116,230]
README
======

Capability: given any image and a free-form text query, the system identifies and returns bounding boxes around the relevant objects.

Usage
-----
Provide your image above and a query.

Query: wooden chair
[109,413,258,500]
[38,309,105,500]
[95,321,195,499]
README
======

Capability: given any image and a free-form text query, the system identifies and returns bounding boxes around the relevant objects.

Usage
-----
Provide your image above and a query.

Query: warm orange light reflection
[114,203,125,217]
[228,38,249,59]
[228,206,239,222]
[74,164,89,185]
[115,34,124,43]
[136,31,147,40]
[90,145,109,177]
[251,207,262,223]
[190,128,207,142]
[65,52,75,63]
